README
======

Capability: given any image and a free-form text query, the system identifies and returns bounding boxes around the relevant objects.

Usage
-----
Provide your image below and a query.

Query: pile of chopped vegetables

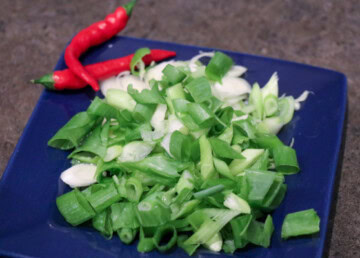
[51,48,319,255]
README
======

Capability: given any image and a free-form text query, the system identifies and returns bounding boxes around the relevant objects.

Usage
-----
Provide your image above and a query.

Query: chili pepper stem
[123,0,137,16]
[32,74,55,90]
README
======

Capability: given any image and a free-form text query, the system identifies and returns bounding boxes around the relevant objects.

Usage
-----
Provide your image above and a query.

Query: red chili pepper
[32,49,176,90]
[64,0,136,92]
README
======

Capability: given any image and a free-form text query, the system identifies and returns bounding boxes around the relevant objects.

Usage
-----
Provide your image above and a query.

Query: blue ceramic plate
[0,36,346,258]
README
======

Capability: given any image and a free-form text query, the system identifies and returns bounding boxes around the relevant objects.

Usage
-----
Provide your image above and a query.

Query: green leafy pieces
[133,103,156,123]
[210,138,245,159]
[244,215,274,248]
[87,97,126,123]
[249,83,264,120]
[185,76,212,103]
[205,51,234,82]
[85,182,121,213]
[273,145,300,174]
[48,112,97,150]
[251,133,284,153]
[136,192,171,227]
[56,188,95,226]
[230,214,274,248]
[125,177,143,203]
[92,209,113,238]
[118,228,137,244]
[110,202,140,230]
[199,135,216,180]
[153,224,178,252]
[138,227,156,253]
[187,102,214,128]
[68,124,107,159]
[170,131,192,161]
[122,154,187,179]
[278,96,295,124]
[128,84,165,104]
[245,169,276,206]
[193,185,225,199]
[184,209,240,246]
[281,209,320,239]
[177,235,200,256]
[130,47,151,76]
[163,64,186,85]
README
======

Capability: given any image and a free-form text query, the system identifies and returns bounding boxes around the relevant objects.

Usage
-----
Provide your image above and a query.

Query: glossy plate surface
[0,36,347,258]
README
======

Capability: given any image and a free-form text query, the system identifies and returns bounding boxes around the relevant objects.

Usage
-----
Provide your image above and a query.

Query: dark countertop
[0,0,358,257]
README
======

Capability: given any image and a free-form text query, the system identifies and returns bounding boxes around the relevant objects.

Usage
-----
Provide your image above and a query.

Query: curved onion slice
[226,65,247,77]
[212,76,251,102]
[189,52,214,72]
[101,74,149,97]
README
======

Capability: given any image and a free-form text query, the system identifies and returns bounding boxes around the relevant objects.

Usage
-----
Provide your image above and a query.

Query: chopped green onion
[218,125,233,144]
[262,72,279,99]
[187,102,214,128]
[153,224,178,252]
[251,133,284,153]
[229,149,264,175]
[205,51,234,82]
[184,209,240,245]
[137,227,156,253]
[249,83,264,120]
[224,192,251,213]
[118,227,137,244]
[92,208,113,238]
[249,149,269,171]
[205,233,223,252]
[230,214,252,249]
[130,47,150,76]
[177,235,199,256]
[199,135,216,180]
[85,182,121,213]
[103,145,123,162]
[257,116,284,135]
[175,170,195,194]
[133,103,157,123]
[68,124,107,159]
[106,89,136,112]
[193,184,225,199]
[170,131,192,161]
[171,199,200,220]
[163,64,186,85]
[56,188,95,226]
[128,84,165,104]
[48,112,97,150]
[210,137,245,159]
[243,215,274,247]
[264,94,278,117]
[282,209,320,239]
[122,154,185,179]
[125,177,143,202]
[278,96,295,124]
[273,145,300,174]
[213,158,235,180]
[245,169,276,206]
[136,192,171,227]
[110,202,139,230]
[185,77,212,103]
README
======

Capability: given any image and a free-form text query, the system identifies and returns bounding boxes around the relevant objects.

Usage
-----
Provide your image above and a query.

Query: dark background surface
[0,0,358,257]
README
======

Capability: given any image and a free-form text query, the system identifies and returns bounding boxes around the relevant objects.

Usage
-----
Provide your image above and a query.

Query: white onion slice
[60,164,97,188]
[226,65,247,77]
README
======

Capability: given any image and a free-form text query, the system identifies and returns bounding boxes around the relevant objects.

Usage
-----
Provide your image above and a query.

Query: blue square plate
[0,36,347,258]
